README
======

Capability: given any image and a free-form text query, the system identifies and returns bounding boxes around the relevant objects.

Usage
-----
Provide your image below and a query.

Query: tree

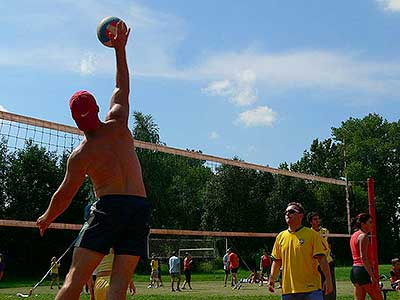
[332,113,400,260]
[132,111,161,144]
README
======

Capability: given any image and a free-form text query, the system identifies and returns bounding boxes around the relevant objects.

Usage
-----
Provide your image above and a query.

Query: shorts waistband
[99,194,147,201]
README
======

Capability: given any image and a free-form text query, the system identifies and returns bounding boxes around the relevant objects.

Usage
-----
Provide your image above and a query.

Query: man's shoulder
[276,229,290,238]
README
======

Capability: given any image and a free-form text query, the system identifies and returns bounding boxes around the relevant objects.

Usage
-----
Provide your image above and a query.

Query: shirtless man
[36,20,149,300]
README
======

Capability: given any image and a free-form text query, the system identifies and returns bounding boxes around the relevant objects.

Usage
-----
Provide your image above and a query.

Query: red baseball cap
[69,91,100,132]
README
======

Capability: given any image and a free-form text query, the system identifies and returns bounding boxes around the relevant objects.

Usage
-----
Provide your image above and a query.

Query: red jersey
[390,268,400,284]
[184,257,192,270]
[229,252,239,269]
[261,254,271,267]
[350,230,374,266]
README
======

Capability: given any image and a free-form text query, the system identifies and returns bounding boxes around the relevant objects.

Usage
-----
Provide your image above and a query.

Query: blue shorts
[282,290,323,300]
[75,195,150,256]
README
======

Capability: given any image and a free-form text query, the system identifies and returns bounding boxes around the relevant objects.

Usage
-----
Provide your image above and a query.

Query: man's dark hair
[287,202,305,214]
[307,212,319,224]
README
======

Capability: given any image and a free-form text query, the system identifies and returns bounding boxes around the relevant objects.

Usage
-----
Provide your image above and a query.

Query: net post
[368,177,379,279]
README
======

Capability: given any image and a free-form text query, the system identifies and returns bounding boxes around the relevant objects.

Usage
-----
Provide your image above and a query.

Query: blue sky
[1,0,400,167]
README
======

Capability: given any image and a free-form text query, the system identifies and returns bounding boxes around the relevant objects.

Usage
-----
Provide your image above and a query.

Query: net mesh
[0,113,82,154]
[0,111,352,267]
[0,111,349,234]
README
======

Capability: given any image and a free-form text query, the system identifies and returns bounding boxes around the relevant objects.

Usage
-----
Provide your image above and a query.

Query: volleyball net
[0,110,376,274]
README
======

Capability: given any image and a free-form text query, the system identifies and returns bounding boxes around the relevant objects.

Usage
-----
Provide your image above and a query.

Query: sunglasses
[284,209,300,215]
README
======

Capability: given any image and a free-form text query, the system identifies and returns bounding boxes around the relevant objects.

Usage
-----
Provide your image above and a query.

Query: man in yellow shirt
[148,255,160,288]
[50,257,61,290]
[308,212,336,300]
[94,249,136,300]
[268,202,333,300]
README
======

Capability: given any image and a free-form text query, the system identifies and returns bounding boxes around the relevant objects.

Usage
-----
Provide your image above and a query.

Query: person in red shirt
[390,258,400,291]
[350,213,382,300]
[259,249,271,286]
[228,248,240,289]
[181,252,193,290]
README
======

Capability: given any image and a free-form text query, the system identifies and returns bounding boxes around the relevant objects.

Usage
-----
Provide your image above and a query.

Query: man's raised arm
[106,20,131,125]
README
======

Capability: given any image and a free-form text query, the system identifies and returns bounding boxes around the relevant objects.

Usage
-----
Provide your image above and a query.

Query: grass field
[0,265,398,299]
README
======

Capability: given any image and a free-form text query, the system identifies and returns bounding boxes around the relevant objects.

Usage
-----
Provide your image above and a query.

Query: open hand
[109,20,131,49]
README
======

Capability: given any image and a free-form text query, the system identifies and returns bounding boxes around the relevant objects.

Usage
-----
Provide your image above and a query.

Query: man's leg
[56,248,104,300]
[176,274,181,291]
[170,275,174,291]
[108,254,140,300]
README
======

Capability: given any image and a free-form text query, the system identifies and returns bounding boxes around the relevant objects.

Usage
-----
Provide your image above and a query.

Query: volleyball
[97,16,122,47]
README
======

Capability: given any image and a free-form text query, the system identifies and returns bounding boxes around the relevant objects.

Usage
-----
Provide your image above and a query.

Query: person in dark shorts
[181,252,193,289]
[50,256,61,289]
[169,252,181,292]
[156,256,163,287]
[259,249,271,286]
[228,248,240,289]
[349,213,382,300]
[223,249,230,287]
[36,20,149,300]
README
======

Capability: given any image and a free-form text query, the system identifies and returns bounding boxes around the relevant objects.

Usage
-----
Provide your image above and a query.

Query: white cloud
[195,50,400,96]
[0,105,8,112]
[0,1,185,78]
[202,70,258,106]
[1,1,400,99]
[376,0,400,12]
[237,106,277,127]
[80,53,98,75]
[209,131,220,140]
[202,80,231,96]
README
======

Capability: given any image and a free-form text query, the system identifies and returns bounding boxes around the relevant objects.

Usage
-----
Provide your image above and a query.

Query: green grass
[0,265,398,299]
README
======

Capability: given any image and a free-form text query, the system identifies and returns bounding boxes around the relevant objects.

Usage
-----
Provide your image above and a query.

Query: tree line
[0,112,399,277]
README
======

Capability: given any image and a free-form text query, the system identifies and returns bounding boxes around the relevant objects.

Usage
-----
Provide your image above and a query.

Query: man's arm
[106,21,131,126]
[316,255,333,295]
[268,259,282,293]
[36,153,86,236]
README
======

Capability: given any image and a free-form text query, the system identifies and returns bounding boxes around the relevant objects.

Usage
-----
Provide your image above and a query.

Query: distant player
[50,257,61,290]
[259,249,271,286]
[223,249,230,287]
[390,258,400,291]
[0,253,5,281]
[149,255,160,288]
[169,251,181,292]
[181,252,193,290]
[228,248,240,289]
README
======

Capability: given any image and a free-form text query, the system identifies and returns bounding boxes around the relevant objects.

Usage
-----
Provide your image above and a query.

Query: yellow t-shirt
[50,261,60,274]
[271,226,326,295]
[96,252,114,273]
[94,276,110,300]
[315,227,333,263]
[151,259,159,271]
